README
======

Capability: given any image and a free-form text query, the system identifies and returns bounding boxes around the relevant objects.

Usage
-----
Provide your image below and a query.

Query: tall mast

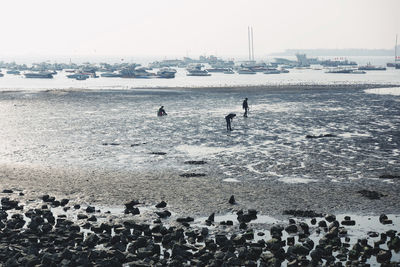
[394,34,397,62]
[248,27,251,61]
[251,27,255,61]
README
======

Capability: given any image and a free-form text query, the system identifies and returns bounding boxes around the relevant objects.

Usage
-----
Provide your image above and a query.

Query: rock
[228,195,236,204]
[60,199,69,206]
[88,215,97,222]
[179,173,206,177]
[306,134,336,139]
[205,212,215,225]
[77,214,88,220]
[150,152,166,155]
[155,210,171,218]
[2,189,13,193]
[325,214,336,222]
[155,201,167,208]
[184,160,207,165]
[357,189,385,200]
[125,200,140,209]
[379,174,400,179]
[376,249,392,263]
[285,224,298,234]
[341,220,356,226]
[85,206,95,213]
[176,217,194,223]
[124,207,140,215]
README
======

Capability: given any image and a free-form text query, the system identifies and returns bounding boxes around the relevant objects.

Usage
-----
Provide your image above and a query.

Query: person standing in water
[225,113,236,131]
[242,97,249,117]
[157,106,167,116]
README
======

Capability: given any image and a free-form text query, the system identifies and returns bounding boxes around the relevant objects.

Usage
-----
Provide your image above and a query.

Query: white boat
[263,69,280,74]
[237,68,256,74]
[186,65,211,76]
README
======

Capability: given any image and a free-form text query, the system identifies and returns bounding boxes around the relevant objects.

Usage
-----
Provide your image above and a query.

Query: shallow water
[1,85,399,185]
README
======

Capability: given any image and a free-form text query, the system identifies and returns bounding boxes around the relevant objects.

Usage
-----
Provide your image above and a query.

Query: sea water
[1,67,399,184]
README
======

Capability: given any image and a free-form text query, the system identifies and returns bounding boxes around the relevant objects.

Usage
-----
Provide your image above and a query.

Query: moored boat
[24,72,53,78]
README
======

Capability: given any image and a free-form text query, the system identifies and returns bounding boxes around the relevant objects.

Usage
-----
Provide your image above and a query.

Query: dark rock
[306,134,336,139]
[176,217,194,223]
[357,189,385,200]
[155,210,171,218]
[77,214,88,220]
[2,189,13,193]
[125,199,140,209]
[325,214,336,222]
[150,152,167,155]
[60,199,69,206]
[124,207,140,215]
[285,224,298,234]
[86,206,96,213]
[184,160,207,165]
[376,249,392,263]
[74,204,81,209]
[228,195,236,204]
[155,201,167,208]
[379,174,400,179]
[179,173,206,177]
[341,220,356,226]
[88,215,97,222]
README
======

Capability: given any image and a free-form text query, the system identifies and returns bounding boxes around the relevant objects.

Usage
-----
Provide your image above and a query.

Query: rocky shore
[1,189,399,266]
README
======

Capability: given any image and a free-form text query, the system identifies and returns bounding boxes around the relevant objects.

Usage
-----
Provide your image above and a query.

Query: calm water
[1,77,399,183]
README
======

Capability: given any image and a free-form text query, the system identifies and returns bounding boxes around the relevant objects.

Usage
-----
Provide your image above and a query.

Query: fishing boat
[186,65,211,76]
[237,68,256,74]
[325,68,364,74]
[6,70,20,75]
[358,63,386,71]
[24,72,53,78]
[157,68,176,79]
[263,69,281,74]
[100,72,122,78]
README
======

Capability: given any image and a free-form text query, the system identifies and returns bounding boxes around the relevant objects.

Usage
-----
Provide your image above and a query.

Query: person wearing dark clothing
[158,106,167,116]
[242,98,249,117]
[225,113,236,131]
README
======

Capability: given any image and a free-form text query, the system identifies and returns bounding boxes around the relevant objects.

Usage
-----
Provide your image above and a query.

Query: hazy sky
[0,0,399,59]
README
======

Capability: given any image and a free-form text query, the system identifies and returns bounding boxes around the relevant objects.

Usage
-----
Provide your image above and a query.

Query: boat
[263,69,280,74]
[24,72,53,78]
[358,63,386,71]
[279,68,290,73]
[205,67,230,73]
[351,70,366,74]
[75,74,89,80]
[157,68,176,79]
[237,68,256,74]
[100,72,122,78]
[66,73,89,79]
[6,70,20,75]
[223,69,235,74]
[186,65,211,76]
[325,68,358,74]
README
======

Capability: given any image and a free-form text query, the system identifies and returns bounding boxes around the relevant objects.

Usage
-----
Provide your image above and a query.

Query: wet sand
[1,162,399,218]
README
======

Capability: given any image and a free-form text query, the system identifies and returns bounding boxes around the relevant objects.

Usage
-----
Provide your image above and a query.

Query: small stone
[229,195,236,204]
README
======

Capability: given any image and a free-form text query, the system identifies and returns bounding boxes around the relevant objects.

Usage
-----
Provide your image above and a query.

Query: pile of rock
[0,191,399,266]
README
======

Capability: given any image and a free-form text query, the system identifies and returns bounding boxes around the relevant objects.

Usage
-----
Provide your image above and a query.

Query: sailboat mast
[394,34,397,63]
[251,27,255,61]
[248,27,251,61]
